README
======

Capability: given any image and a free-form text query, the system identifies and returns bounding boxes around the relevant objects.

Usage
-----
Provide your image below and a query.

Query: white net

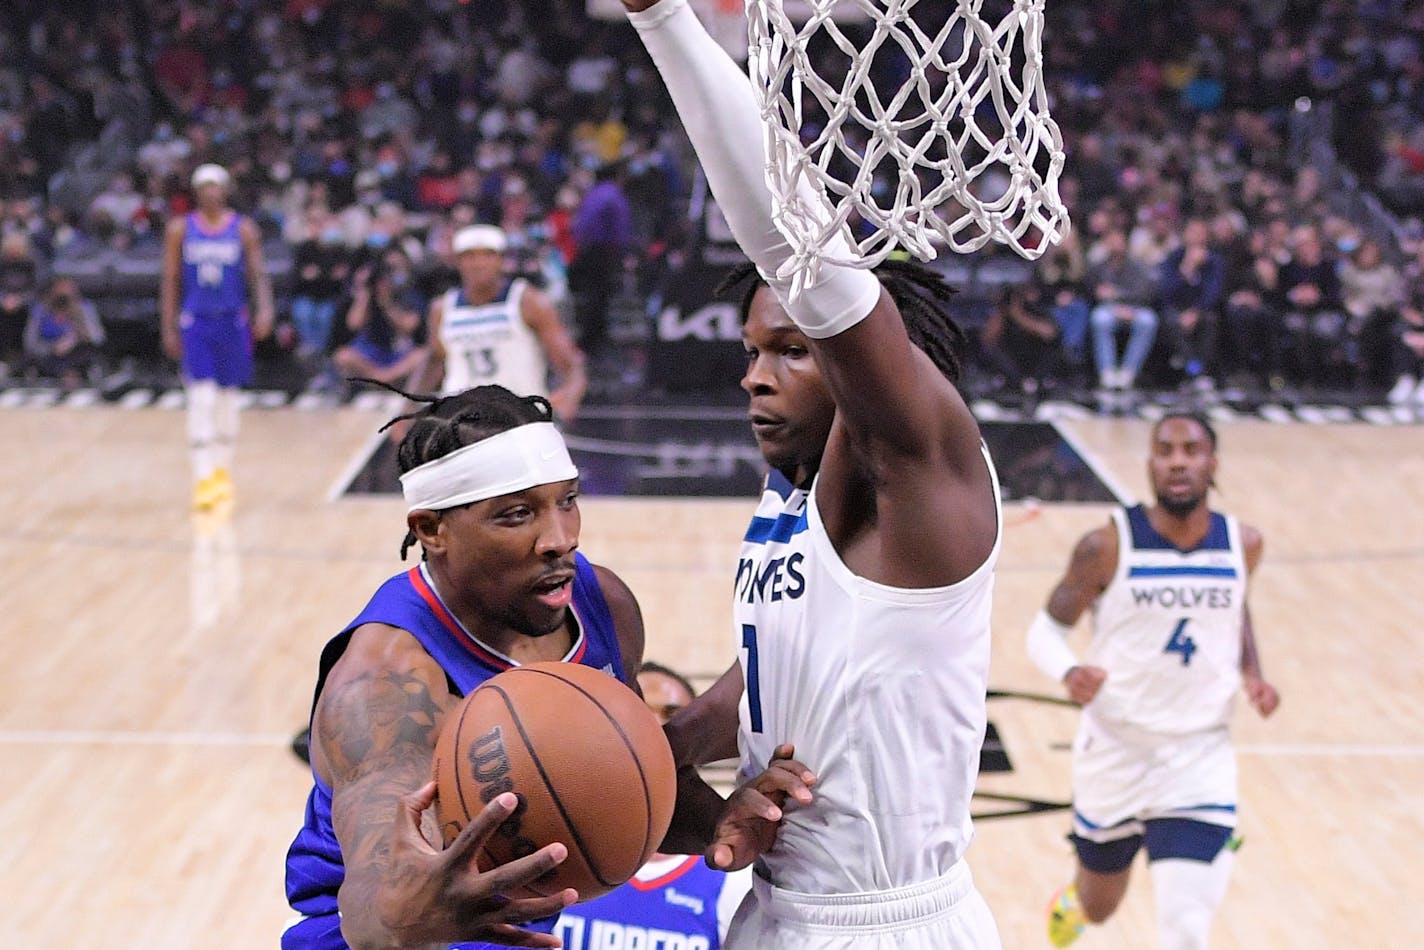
[745,0,1070,292]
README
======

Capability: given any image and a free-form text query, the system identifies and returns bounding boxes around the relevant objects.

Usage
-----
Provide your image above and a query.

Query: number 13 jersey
[1086,505,1248,740]
[731,446,1001,895]
[439,278,549,397]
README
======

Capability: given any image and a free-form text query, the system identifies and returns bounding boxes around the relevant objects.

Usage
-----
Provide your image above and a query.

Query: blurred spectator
[1088,229,1159,392]
[331,260,427,388]
[980,285,1067,396]
[1220,220,1283,387]
[1338,237,1405,389]
[289,211,351,360]
[1158,217,1225,389]
[23,277,104,387]
[0,232,41,371]
[1278,225,1346,387]
[569,161,633,357]
[88,173,145,237]
[1387,252,1424,404]
[1034,227,1091,379]
[1128,203,1182,271]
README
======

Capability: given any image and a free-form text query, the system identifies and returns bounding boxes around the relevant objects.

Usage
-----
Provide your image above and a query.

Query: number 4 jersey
[438,279,549,397]
[1086,504,1248,741]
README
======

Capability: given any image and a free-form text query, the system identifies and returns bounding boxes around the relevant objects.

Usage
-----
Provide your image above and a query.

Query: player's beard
[1157,491,1205,519]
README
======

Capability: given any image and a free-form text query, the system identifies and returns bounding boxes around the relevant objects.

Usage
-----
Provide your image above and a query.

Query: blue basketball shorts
[181,309,253,387]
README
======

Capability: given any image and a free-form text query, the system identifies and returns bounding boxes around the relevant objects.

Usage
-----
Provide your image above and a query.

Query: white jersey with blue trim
[1086,505,1247,740]
[439,279,548,397]
[731,446,1001,895]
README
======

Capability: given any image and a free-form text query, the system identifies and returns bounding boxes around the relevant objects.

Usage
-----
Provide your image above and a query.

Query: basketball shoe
[1048,883,1086,947]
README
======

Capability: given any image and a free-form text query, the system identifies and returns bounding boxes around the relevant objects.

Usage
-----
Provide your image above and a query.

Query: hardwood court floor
[0,406,1418,948]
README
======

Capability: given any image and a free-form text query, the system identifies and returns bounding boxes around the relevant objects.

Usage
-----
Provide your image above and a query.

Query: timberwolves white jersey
[439,279,549,397]
[732,446,1001,895]
[1086,505,1247,739]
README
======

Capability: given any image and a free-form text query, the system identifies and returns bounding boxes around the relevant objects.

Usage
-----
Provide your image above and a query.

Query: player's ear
[408,509,445,554]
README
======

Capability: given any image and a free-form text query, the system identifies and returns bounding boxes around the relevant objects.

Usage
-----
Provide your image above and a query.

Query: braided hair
[717,258,966,383]
[366,380,556,559]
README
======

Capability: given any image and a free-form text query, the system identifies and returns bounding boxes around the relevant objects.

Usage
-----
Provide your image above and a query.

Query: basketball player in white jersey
[423,224,586,421]
[1026,412,1280,949]
[624,0,1003,945]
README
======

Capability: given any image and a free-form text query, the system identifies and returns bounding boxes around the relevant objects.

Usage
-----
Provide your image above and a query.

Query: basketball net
[745,0,1070,294]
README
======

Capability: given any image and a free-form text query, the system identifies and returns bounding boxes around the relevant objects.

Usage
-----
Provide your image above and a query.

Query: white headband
[399,422,578,512]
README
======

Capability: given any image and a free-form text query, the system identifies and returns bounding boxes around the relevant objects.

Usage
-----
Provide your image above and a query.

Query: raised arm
[521,287,587,422]
[1026,523,1117,704]
[313,624,574,949]
[626,0,994,584]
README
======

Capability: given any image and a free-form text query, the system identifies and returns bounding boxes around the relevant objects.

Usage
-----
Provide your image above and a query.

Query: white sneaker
[1389,375,1418,404]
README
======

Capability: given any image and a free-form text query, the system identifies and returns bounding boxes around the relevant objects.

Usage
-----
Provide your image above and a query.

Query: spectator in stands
[0,232,40,373]
[980,285,1067,396]
[1089,228,1160,393]
[1338,237,1405,389]
[1386,251,1424,404]
[568,160,633,358]
[23,277,104,387]
[1034,226,1091,383]
[88,173,145,237]
[1278,225,1346,387]
[1129,202,1182,271]
[1219,218,1282,389]
[331,260,427,388]
[1158,217,1225,390]
[289,210,351,361]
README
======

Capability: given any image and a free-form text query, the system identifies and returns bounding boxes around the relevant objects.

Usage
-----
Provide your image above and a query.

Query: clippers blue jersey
[555,856,748,950]
[283,552,626,950]
[181,212,248,317]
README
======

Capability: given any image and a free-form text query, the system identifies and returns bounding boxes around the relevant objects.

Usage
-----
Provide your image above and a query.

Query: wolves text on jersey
[734,552,806,605]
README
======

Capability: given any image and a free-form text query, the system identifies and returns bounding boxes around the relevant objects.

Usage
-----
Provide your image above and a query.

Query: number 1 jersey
[1086,505,1248,740]
[731,447,1001,896]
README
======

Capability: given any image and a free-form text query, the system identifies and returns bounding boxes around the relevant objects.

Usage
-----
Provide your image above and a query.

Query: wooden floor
[1,406,1419,948]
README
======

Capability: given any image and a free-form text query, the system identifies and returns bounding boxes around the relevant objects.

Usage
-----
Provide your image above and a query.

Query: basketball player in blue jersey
[283,385,647,950]
[623,0,1003,945]
[161,163,274,510]
[555,663,751,950]
[1025,413,1280,949]
[421,225,586,422]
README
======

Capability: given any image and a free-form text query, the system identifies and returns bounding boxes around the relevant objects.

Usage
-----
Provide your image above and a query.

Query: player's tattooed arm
[1047,524,1118,626]
[316,624,571,950]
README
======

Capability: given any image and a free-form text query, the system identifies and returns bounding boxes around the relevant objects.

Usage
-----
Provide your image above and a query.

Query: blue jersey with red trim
[555,857,739,950]
[283,552,625,950]
[181,212,249,317]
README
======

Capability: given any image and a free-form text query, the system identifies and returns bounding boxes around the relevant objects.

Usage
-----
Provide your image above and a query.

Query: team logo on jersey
[1130,585,1235,609]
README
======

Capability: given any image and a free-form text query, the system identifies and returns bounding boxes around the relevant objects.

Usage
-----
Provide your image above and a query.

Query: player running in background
[1025,412,1280,949]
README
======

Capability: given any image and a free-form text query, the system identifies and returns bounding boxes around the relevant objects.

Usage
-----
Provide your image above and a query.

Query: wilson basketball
[432,662,677,902]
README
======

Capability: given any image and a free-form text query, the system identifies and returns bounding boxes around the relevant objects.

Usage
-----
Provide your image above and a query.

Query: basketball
[432,662,677,902]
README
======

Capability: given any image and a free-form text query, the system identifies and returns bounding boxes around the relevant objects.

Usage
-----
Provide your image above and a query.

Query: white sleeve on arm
[627,0,879,339]
[1026,609,1080,683]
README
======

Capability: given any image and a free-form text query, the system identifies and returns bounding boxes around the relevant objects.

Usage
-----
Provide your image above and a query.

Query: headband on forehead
[399,422,578,512]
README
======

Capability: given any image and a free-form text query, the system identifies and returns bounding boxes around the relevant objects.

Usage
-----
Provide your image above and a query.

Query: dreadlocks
[362,379,555,559]
[716,258,966,383]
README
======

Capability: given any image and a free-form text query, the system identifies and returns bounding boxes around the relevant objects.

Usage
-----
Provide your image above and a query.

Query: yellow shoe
[192,475,221,511]
[1048,884,1086,948]
[210,467,234,504]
